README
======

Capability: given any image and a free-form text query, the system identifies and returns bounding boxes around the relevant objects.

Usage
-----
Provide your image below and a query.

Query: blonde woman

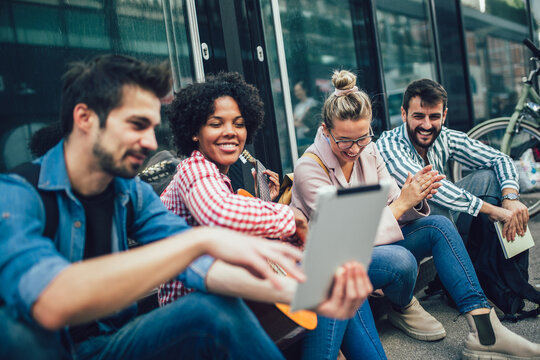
[290,70,535,360]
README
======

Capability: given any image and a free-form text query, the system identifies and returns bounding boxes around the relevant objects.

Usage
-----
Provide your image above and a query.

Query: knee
[427,215,455,231]
[391,246,418,275]
[374,245,418,279]
[474,169,498,184]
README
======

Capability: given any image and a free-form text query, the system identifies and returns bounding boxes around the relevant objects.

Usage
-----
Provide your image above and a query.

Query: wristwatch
[502,193,520,201]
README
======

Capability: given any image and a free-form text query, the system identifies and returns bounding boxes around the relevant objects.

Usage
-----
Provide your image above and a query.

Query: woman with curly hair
[158,73,371,325]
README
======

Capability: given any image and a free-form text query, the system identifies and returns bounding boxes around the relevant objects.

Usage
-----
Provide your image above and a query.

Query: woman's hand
[291,207,309,244]
[392,165,445,217]
[315,262,372,319]
[263,170,281,201]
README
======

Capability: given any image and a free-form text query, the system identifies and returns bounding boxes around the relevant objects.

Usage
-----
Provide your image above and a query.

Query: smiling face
[195,96,247,174]
[322,118,371,167]
[91,85,160,178]
[402,96,446,154]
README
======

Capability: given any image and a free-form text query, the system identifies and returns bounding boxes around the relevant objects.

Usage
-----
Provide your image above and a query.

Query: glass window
[376,0,438,129]
[531,1,540,52]
[267,0,378,159]
[259,1,295,173]
[281,0,358,156]
[461,0,529,124]
[0,0,194,171]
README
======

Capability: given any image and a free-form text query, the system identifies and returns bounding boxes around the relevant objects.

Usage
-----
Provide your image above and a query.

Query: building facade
[1,0,539,177]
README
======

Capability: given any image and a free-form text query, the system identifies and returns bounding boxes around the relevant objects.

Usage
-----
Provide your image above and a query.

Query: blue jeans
[2,293,284,360]
[430,169,501,244]
[397,215,490,314]
[301,245,418,360]
[0,306,69,360]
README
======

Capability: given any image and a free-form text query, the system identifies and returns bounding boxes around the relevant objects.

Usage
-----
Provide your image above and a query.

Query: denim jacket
[0,140,213,327]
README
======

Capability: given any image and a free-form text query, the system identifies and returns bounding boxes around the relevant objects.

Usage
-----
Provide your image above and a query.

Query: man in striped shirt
[376,78,529,243]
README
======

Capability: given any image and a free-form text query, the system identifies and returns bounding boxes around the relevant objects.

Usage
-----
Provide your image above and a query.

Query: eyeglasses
[328,128,374,150]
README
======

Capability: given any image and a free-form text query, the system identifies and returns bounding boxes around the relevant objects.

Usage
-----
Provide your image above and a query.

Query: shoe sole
[462,348,533,360]
[388,315,446,341]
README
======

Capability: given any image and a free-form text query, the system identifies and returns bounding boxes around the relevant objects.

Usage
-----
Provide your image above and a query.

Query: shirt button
[74,221,82,228]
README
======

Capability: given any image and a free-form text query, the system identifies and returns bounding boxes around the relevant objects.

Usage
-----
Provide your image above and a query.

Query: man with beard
[377,79,528,243]
[0,55,370,360]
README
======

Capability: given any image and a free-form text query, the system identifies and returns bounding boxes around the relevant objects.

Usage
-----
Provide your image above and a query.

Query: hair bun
[332,70,356,91]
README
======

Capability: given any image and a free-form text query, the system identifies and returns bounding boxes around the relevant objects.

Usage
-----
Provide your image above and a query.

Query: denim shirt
[0,140,214,326]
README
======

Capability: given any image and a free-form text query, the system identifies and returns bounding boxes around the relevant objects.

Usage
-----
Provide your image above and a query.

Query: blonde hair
[322,70,372,129]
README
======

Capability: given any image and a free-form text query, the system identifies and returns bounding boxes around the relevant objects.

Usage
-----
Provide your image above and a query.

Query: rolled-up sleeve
[0,175,71,323]
[177,255,214,292]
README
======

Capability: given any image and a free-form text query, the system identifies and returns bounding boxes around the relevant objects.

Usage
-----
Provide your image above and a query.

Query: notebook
[493,221,535,259]
[290,181,390,312]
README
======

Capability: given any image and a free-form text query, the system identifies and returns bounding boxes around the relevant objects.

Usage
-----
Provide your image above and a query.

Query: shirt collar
[37,138,131,197]
[190,150,233,190]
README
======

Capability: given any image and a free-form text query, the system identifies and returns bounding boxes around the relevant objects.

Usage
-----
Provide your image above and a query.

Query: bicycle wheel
[452,117,540,217]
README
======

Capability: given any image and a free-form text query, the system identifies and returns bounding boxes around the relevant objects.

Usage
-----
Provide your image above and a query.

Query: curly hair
[167,72,264,157]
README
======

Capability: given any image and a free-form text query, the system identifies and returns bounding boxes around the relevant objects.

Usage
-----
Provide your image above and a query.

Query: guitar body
[236,186,317,349]
[245,300,311,350]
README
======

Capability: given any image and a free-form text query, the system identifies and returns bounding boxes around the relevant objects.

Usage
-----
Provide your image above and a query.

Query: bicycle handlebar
[523,38,540,59]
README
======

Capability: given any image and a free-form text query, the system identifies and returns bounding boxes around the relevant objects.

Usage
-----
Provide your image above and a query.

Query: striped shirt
[158,150,296,305]
[376,124,519,216]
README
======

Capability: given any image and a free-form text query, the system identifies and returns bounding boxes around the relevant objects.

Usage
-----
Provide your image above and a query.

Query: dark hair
[167,72,264,157]
[28,122,64,158]
[402,79,447,114]
[60,54,171,136]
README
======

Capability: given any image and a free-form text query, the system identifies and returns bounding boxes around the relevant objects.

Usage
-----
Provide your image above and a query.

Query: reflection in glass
[531,1,540,58]
[275,0,358,156]
[376,0,437,128]
[461,0,528,124]
[0,0,193,171]
[259,1,294,173]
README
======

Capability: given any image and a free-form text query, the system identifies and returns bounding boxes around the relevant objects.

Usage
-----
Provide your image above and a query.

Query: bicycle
[452,39,540,217]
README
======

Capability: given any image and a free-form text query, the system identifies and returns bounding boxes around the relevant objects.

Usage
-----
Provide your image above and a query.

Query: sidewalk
[378,219,540,359]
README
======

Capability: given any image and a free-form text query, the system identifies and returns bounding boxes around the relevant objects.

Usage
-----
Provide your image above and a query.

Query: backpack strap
[302,152,329,178]
[9,162,59,239]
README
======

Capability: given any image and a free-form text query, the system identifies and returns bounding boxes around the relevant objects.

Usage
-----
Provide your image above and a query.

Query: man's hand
[200,227,305,290]
[291,207,309,243]
[502,199,529,239]
[315,262,372,320]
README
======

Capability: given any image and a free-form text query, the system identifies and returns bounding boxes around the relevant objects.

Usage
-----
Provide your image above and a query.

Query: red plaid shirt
[158,150,296,305]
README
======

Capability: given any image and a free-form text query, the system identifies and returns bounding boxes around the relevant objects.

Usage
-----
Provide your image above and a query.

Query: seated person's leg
[369,245,446,341]
[74,292,284,360]
[368,245,417,308]
[450,169,501,243]
[341,301,386,360]
[0,306,68,360]
[300,315,347,360]
[398,215,489,314]
[399,215,540,358]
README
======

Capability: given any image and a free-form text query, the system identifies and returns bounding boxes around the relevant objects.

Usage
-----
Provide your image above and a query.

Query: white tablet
[290,181,390,312]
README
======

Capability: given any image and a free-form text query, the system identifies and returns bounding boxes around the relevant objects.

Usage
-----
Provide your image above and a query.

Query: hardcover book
[494,221,535,259]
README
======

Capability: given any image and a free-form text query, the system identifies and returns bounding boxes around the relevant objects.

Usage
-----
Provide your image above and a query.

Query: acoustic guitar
[237,150,317,349]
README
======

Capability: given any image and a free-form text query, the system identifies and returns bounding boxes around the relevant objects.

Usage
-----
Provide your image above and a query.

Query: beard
[92,140,148,179]
[406,122,441,149]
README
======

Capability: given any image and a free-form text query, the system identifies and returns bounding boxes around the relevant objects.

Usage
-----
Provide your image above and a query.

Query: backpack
[277,152,329,205]
[8,162,135,243]
[138,150,181,195]
[9,162,59,240]
[467,209,540,320]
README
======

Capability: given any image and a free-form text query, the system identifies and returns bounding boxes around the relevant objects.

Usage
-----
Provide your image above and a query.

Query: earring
[192,136,198,142]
